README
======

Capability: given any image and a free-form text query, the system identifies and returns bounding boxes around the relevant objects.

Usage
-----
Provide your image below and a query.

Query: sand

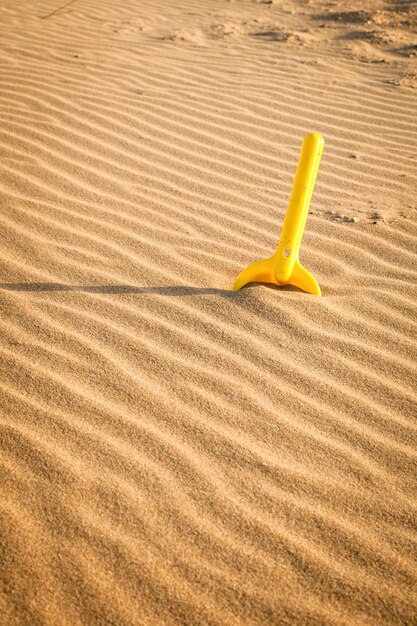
[0,0,416,624]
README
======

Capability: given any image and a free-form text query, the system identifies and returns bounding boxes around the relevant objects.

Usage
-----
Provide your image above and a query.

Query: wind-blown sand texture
[1,0,417,624]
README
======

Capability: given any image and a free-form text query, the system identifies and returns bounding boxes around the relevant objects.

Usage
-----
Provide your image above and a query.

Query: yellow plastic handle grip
[275,133,324,282]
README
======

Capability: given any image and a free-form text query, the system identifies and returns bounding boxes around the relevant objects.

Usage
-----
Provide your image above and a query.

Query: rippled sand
[1,0,416,624]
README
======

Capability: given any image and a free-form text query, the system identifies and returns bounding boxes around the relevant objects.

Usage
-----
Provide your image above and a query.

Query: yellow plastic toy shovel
[233,132,324,296]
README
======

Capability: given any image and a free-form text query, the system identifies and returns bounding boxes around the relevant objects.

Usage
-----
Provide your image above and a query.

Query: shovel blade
[233,257,321,296]
[232,257,275,291]
[288,260,321,296]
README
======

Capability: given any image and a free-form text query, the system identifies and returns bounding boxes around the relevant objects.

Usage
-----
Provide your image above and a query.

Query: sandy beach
[1,0,416,624]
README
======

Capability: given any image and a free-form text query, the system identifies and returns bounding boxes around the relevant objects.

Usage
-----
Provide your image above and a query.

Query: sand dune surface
[0,0,416,624]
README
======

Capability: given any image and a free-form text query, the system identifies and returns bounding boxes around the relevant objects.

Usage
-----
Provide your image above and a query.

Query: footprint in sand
[325,210,359,224]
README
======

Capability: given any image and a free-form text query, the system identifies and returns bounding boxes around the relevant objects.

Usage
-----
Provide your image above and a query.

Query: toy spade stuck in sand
[233,132,324,296]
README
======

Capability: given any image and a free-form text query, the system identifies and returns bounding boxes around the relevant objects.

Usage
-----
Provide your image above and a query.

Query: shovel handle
[277,133,324,269]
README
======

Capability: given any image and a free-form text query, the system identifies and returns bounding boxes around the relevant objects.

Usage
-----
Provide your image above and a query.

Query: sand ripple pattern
[0,0,416,624]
